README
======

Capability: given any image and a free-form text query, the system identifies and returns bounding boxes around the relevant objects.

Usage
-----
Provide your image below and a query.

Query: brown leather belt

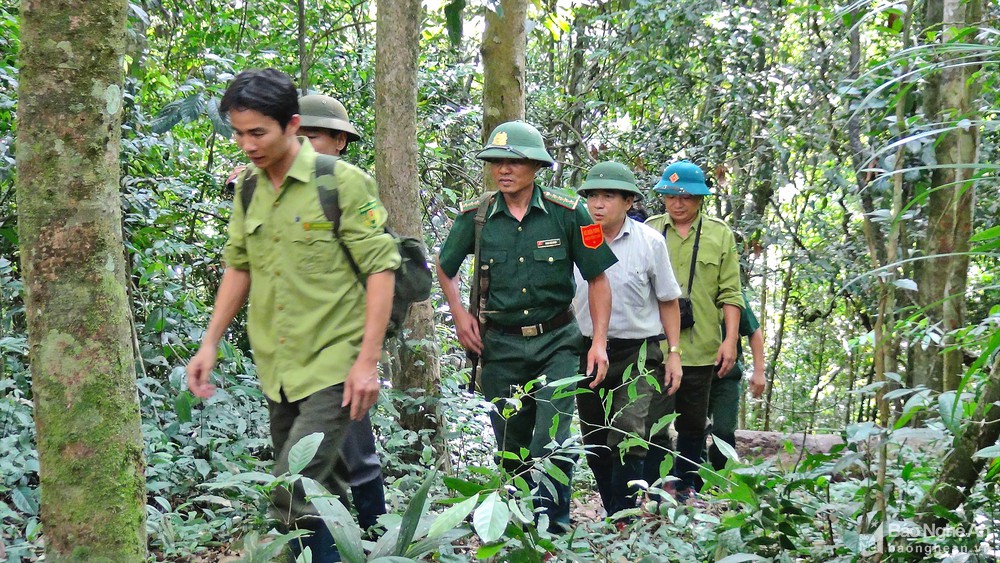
[487,310,574,337]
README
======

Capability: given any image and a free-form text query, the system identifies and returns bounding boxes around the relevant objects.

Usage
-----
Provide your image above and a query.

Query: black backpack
[239,155,432,338]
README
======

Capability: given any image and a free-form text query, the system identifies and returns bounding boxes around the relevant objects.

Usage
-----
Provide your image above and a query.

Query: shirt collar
[489,184,548,218]
[286,137,316,185]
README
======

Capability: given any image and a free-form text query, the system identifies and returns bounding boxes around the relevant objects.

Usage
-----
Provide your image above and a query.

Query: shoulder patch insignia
[458,199,481,214]
[543,189,581,210]
[581,224,604,249]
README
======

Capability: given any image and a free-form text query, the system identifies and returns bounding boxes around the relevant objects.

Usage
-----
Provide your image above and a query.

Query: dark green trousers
[481,320,583,529]
[706,370,743,470]
[268,384,352,527]
[577,339,663,515]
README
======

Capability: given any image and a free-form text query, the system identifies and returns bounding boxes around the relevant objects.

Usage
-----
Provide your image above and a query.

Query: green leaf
[473,491,510,543]
[179,92,205,123]
[717,554,766,563]
[712,435,739,463]
[649,412,678,437]
[287,432,324,475]
[427,493,477,539]
[151,99,183,133]
[938,391,963,435]
[475,542,506,559]
[207,96,232,137]
[174,391,193,423]
[396,469,435,554]
[973,444,1000,459]
[301,478,365,563]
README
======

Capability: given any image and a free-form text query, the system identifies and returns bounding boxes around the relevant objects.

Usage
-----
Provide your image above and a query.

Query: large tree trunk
[481,0,528,141]
[375,0,447,462]
[16,0,147,559]
[912,0,982,392]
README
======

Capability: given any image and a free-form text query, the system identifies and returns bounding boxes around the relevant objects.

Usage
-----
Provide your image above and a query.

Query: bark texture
[481,0,528,142]
[912,0,982,392]
[16,0,147,560]
[375,0,446,455]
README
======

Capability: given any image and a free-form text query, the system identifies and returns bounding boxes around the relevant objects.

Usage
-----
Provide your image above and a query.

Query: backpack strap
[314,154,365,284]
[240,171,258,214]
[662,217,702,297]
[469,190,497,321]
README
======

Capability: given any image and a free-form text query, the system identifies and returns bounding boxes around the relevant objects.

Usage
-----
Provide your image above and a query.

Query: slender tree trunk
[16,0,147,559]
[298,0,308,94]
[912,0,982,392]
[375,0,447,463]
[763,262,792,431]
[481,0,528,142]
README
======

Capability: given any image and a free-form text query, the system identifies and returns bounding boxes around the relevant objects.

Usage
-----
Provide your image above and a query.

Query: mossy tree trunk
[912,0,982,392]
[16,1,147,560]
[375,0,449,464]
[481,0,528,145]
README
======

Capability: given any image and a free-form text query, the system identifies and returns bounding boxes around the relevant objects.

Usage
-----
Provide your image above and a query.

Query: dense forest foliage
[1,0,998,560]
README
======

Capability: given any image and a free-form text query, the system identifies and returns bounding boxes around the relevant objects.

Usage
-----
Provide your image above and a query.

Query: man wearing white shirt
[573,161,683,517]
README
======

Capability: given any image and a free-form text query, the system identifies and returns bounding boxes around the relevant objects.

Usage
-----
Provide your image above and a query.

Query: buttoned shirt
[223,139,401,402]
[573,217,681,339]
[438,185,617,326]
[645,212,743,366]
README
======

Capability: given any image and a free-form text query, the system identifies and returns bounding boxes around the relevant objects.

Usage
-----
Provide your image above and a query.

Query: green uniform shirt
[722,291,761,380]
[438,185,617,326]
[223,139,401,402]
[646,212,743,366]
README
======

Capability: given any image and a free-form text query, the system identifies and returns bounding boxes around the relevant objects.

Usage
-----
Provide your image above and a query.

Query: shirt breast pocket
[695,251,721,282]
[533,247,568,290]
[244,218,267,267]
[290,228,337,274]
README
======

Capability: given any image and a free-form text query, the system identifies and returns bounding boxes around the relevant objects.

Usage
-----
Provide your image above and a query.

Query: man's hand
[715,338,737,378]
[665,353,683,395]
[227,165,247,186]
[454,308,483,355]
[187,346,219,399]
[585,343,609,388]
[749,367,766,398]
[343,359,381,421]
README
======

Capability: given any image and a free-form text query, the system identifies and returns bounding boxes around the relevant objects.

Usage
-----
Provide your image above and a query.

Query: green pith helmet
[578,161,643,199]
[476,121,555,167]
[298,94,361,143]
[653,160,711,196]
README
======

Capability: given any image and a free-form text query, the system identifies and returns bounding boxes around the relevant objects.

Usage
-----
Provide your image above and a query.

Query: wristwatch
[667,344,682,356]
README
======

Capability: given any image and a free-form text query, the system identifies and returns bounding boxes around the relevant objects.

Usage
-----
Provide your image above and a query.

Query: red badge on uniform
[581,224,604,249]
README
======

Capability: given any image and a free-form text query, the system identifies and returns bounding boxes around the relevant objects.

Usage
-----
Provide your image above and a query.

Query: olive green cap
[578,161,643,199]
[476,121,555,167]
[298,94,361,143]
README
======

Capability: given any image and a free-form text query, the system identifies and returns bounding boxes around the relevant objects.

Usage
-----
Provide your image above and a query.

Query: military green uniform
[438,184,617,527]
[706,292,760,470]
[224,138,400,525]
[643,212,742,491]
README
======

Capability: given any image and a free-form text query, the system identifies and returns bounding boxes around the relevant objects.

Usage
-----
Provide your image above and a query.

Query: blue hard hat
[653,161,711,196]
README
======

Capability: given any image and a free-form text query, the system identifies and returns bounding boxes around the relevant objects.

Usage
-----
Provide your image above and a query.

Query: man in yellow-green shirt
[644,161,743,499]
[186,69,399,562]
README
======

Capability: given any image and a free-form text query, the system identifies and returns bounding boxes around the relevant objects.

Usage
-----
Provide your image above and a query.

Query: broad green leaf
[473,491,510,543]
[973,444,1000,459]
[712,435,739,462]
[302,477,365,563]
[287,432,324,475]
[717,553,766,562]
[427,493,478,539]
[396,470,435,554]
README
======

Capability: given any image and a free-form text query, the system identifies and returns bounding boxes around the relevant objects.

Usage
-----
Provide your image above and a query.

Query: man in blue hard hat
[644,161,743,499]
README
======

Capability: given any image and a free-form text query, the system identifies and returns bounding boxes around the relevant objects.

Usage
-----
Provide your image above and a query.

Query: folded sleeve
[334,164,401,275]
